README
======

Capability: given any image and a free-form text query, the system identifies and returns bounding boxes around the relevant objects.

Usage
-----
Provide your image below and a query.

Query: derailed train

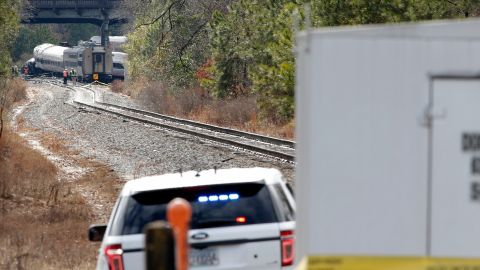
[91,36,127,80]
[31,42,113,83]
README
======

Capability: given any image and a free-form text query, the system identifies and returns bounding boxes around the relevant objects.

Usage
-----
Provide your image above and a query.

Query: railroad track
[32,77,295,162]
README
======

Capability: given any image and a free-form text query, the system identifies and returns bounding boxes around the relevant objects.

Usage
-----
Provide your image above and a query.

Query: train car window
[113,63,124,69]
[95,54,102,63]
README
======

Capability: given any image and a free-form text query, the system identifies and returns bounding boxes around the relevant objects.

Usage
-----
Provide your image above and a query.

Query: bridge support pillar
[101,18,110,47]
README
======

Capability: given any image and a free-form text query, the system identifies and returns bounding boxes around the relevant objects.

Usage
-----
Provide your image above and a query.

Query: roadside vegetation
[0,78,121,269]
[0,2,121,269]
[1,0,480,267]
[113,79,294,138]
[120,0,480,139]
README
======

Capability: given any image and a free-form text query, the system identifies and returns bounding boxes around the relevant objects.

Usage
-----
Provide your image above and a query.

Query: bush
[193,96,256,127]
[128,80,294,139]
[0,78,26,109]
[110,79,124,93]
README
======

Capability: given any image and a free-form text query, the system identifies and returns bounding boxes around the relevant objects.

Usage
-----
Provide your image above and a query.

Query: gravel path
[20,81,295,185]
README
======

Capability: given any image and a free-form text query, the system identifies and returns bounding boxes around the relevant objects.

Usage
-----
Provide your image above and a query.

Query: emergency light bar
[198,193,239,202]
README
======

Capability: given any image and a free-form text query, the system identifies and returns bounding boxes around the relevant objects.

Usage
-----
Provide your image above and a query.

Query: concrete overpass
[21,0,128,45]
[22,0,127,25]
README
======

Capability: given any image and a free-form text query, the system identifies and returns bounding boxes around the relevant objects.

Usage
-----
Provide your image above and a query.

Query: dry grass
[110,79,125,93]
[122,81,295,139]
[0,129,122,269]
[0,77,122,268]
[2,78,27,108]
[0,130,58,201]
[0,129,84,269]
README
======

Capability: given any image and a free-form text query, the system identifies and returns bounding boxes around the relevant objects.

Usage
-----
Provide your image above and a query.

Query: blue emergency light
[198,193,239,202]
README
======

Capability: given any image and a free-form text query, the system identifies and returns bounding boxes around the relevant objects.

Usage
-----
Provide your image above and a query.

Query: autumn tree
[124,0,480,125]
[124,0,233,90]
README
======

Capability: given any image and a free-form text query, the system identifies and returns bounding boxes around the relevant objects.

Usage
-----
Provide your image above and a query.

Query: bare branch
[134,0,186,30]
[178,20,209,66]
[445,0,457,6]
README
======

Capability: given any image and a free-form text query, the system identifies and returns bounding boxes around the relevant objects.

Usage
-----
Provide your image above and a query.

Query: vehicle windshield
[109,182,278,235]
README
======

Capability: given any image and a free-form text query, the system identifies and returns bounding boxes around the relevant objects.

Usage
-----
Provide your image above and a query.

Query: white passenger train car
[112,51,127,79]
[32,42,113,82]
[91,36,127,52]
[33,43,68,74]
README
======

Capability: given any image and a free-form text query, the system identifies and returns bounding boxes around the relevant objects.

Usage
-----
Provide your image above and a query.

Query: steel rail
[77,82,294,148]
[73,100,295,162]
[96,101,295,148]
[36,78,294,162]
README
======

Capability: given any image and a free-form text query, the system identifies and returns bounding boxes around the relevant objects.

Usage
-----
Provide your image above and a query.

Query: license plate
[189,248,219,267]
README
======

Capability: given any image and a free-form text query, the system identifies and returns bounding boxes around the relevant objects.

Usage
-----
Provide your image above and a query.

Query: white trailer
[295,19,480,269]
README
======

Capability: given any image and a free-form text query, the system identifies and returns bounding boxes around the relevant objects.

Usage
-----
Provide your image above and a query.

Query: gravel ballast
[20,81,295,184]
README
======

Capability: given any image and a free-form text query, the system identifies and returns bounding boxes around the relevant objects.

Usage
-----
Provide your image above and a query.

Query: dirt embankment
[0,79,121,269]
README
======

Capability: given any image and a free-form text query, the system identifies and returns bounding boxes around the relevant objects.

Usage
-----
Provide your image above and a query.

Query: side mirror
[88,224,107,242]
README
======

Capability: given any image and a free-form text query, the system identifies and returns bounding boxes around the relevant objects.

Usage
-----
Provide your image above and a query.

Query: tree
[0,0,21,139]
[124,0,233,91]
[311,0,480,27]
[12,25,57,63]
[207,0,480,124]
[207,0,300,122]
[124,0,480,125]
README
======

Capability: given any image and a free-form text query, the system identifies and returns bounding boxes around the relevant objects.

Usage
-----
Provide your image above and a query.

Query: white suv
[89,167,296,270]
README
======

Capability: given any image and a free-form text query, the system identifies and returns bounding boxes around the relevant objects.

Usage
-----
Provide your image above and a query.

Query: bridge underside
[22,0,127,26]
[22,9,127,25]
[21,1,127,46]
[24,18,126,26]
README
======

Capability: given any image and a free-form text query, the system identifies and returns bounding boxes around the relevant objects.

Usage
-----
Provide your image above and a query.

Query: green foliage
[251,2,297,122]
[311,0,480,26]
[207,0,480,123]
[125,0,222,91]
[127,0,480,124]
[0,0,21,76]
[12,25,58,63]
[63,24,98,45]
[207,0,300,122]
[12,23,100,64]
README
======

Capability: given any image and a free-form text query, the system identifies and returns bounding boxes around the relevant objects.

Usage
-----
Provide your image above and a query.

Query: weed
[0,129,120,269]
